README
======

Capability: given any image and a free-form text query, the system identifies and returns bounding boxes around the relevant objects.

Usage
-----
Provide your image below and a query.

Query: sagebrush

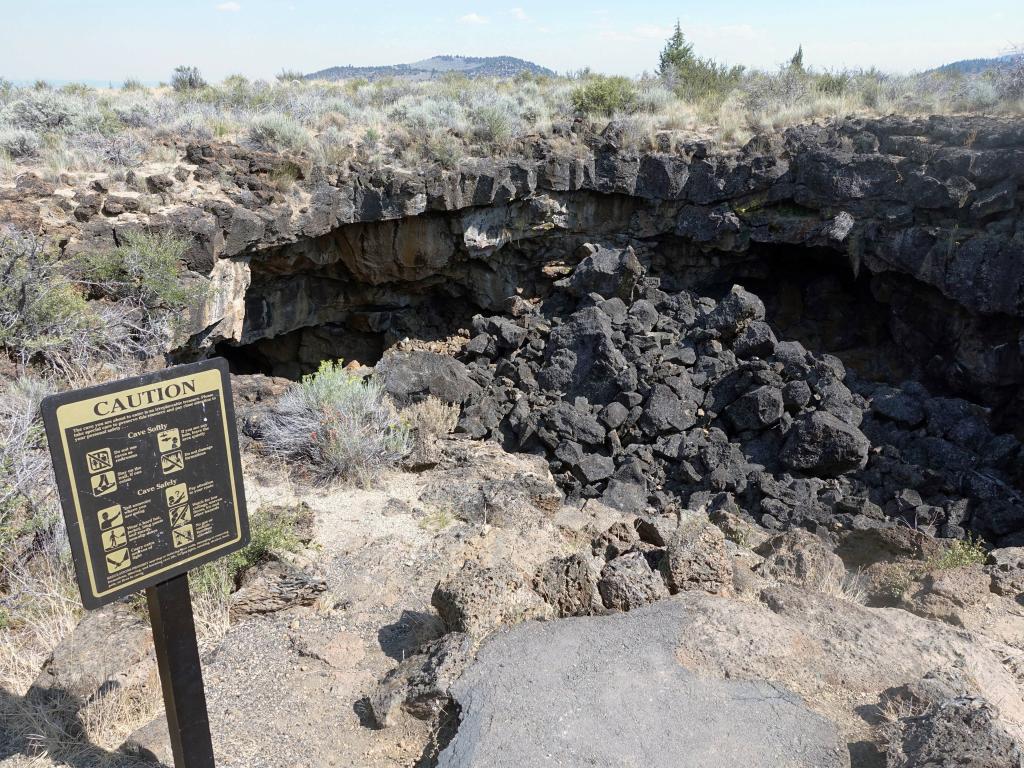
[0,45,1020,182]
[260,361,411,484]
[0,228,200,380]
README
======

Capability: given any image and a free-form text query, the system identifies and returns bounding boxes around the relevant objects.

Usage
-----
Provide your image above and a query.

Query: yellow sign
[42,360,249,609]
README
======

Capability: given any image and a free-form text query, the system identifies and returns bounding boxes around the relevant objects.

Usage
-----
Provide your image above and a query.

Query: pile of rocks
[393,243,1024,545]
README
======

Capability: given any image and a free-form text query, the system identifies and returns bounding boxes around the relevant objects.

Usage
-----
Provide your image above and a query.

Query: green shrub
[788,46,805,74]
[58,82,93,98]
[669,58,744,103]
[815,71,851,96]
[225,505,303,578]
[189,504,305,607]
[277,69,304,82]
[0,230,98,374]
[246,112,310,152]
[171,65,206,92]
[471,103,514,144]
[0,128,41,159]
[657,22,744,103]
[928,535,988,570]
[121,77,147,91]
[425,129,464,169]
[260,360,411,485]
[570,76,639,117]
[741,69,811,114]
[75,230,200,313]
[112,100,155,129]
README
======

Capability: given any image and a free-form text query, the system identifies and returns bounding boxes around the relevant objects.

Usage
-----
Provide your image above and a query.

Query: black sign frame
[42,358,250,609]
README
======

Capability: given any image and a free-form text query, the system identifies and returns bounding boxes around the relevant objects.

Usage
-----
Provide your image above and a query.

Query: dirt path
[121,440,573,768]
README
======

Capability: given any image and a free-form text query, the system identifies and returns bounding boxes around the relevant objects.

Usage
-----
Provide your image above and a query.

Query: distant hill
[929,53,1018,75]
[304,55,555,82]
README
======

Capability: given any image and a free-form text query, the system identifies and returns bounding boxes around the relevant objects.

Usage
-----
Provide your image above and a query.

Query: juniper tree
[657,21,695,77]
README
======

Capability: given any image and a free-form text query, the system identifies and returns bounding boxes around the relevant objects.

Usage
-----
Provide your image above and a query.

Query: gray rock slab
[438,597,849,768]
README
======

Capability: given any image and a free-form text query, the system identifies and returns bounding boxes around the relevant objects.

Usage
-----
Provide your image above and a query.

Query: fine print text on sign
[42,358,249,609]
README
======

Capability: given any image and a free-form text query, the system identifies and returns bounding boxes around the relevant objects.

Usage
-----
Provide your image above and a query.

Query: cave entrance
[648,238,1022,433]
[215,322,387,378]
[209,231,1020,434]
[701,245,915,386]
[214,293,485,379]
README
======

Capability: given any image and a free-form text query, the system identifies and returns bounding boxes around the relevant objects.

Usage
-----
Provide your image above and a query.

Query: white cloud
[215,1,242,11]
[457,13,488,25]
[702,24,762,43]
[511,7,528,21]
[598,24,672,43]
[632,24,673,40]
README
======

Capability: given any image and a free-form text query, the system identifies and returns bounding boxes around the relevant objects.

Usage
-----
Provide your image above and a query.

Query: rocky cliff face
[9,114,1018,411]
[5,114,1022,541]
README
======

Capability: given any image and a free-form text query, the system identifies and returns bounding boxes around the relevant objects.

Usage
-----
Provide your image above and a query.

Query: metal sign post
[41,358,249,767]
[148,574,215,767]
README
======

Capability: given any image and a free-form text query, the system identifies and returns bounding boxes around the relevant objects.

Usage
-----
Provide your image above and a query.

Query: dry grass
[0,547,158,767]
[0,549,81,695]
[1,684,161,767]
[0,62,1020,184]
[402,396,459,440]
[815,564,869,605]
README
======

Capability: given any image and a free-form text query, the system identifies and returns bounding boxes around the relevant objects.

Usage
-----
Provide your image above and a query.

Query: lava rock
[884,697,1024,768]
[532,554,603,617]
[755,530,845,590]
[376,350,482,405]
[599,401,629,429]
[554,244,644,300]
[537,307,633,403]
[545,401,606,446]
[472,315,528,350]
[641,384,698,434]
[659,515,733,595]
[872,385,925,426]
[781,411,870,477]
[987,547,1024,596]
[724,385,784,432]
[782,380,813,411]
[597,552,668,610]
[230,556,328,618]
[733,320,778,358]
[702,285,766,337]
[369,632,475,727]
[600,460,650,514]
[431,561,553,638]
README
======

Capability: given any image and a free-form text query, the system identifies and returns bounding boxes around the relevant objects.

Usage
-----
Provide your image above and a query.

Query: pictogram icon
[171,525,195,548]
[160,451,184,474]
[85,447,113,474]
[90,471,117,496]
[105,547,131,573]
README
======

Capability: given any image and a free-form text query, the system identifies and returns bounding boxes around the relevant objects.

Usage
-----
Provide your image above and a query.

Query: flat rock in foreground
[437,598,849,768]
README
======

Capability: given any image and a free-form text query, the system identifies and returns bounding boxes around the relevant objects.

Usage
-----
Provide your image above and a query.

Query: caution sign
[42,359,249,608]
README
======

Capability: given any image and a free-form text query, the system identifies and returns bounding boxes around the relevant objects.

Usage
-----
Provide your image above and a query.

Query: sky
[1,0,1021,83]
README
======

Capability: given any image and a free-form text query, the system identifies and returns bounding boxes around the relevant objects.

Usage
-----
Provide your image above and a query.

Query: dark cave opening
[214,289,486,379]
[647,239,1023,435]
[212,235,1021,436]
